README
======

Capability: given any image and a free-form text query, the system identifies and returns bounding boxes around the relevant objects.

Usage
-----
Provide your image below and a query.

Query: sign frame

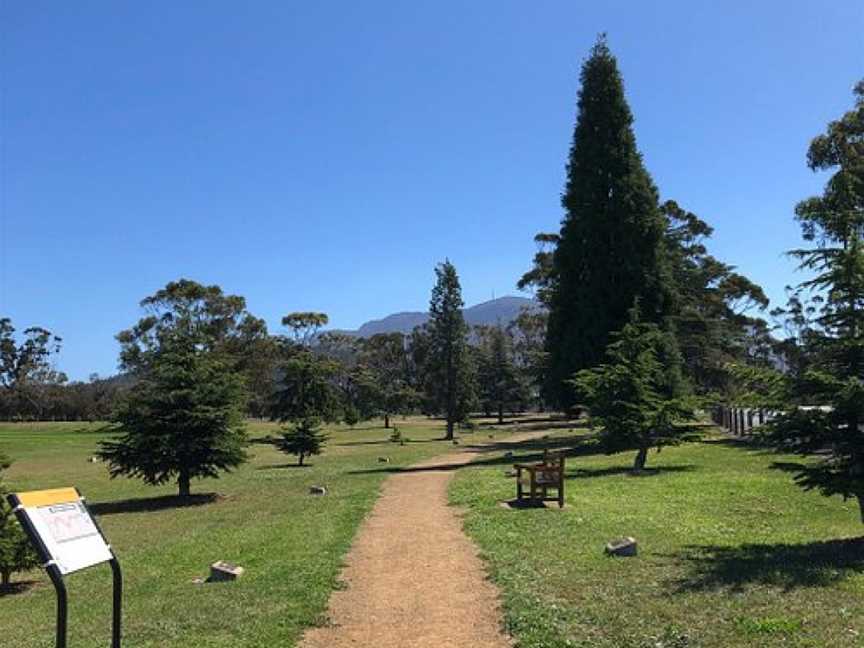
[7,488,122,648]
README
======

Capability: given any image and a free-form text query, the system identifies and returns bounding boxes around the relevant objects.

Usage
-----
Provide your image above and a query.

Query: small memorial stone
[377,456,390,463]
[209,561,245,582]
[309,485,327,496]
[605,537,638,557]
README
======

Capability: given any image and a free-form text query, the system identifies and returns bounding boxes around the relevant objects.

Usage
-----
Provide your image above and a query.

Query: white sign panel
[15,488,113,575]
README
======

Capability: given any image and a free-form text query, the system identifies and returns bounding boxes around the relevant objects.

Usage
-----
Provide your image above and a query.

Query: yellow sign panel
[17,488,81,508]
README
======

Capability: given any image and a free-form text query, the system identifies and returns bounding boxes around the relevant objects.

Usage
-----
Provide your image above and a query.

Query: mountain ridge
[334,296,538,338]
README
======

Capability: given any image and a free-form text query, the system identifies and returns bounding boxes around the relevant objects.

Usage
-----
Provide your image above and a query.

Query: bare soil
[299,434,543,648]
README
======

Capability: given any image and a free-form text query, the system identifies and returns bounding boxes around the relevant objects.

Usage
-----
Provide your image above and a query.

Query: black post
[78,491,123,648]
[7,493,69,648]
[110,558,123,648]
[46,565,68,648]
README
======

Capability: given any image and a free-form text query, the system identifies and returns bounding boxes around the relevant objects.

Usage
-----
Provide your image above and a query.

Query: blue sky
[1,2,862,380]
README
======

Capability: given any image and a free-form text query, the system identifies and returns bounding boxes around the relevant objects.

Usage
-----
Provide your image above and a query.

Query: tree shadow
[670,537,864,592]
[567,465,696,479]
[89,492,222,516]
[335,438,446,447]
[476,415,584,430]
[249,435,278,445]
[0,581,39,597]
[770,461,809,474]
[702,436,777,452]
[256,463,311,470]
[347,433,605,476]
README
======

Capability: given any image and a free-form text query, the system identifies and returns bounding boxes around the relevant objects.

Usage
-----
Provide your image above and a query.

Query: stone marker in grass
[605,537,638,557]
[210,561,245,582]
[309,485,327,495]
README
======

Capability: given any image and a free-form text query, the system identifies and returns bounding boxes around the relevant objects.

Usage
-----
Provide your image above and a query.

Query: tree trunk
[497,403,504,425]
[299,453,305,466]
[633,447,649,473]
[445,418,454,440]
[178,469,191,498]
[384,413,390,429]
[1,569,10,587]
[858,494,864,525]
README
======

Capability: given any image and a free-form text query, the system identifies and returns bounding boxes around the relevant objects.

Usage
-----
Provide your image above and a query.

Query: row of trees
[0,289,543,428]
[82,263,538,497]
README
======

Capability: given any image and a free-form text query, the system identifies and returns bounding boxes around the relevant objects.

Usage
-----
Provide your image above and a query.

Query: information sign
[14,488,113,574]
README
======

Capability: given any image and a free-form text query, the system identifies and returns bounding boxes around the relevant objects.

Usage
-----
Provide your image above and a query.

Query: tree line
[0,276,543,427]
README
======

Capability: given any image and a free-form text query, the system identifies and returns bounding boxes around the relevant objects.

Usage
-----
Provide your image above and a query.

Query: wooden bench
[514,450,565,508]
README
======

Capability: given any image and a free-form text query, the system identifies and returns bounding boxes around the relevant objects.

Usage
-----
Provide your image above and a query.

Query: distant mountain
[340,296,539,338]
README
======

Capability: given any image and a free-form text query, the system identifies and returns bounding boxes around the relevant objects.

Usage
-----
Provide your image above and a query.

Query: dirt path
[299,433,543,648]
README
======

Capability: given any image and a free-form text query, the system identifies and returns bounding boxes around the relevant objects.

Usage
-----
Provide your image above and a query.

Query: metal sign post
[7,488,123,648]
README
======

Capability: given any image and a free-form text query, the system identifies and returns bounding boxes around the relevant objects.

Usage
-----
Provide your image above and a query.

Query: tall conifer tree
[545,36,671,408]
[427,261,475,439]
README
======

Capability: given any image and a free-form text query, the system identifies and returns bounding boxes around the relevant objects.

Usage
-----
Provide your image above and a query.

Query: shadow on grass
[256,463,311,470]
[476,415,584,431]
[770,461,809,473]
[335,438,446,447]
[347,433,604,476]
[0,581,38,597]
[90,492,221,516]
[568,465,696,479]
[671,536,864,592]
[701,435,778,452]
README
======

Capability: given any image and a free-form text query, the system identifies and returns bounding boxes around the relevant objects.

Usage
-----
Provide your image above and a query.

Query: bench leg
[516,469,523,501]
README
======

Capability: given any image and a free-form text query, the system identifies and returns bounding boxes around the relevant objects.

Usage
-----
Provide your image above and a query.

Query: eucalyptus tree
[361,333,415,428]
[0,319,65,419]
[762,80,864,522]
[98,280,254,497]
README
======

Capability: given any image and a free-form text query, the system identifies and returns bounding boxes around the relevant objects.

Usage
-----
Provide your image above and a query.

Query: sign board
[13,488,113,575]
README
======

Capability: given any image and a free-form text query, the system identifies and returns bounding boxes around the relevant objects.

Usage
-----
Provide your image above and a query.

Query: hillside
[342,296,538,337]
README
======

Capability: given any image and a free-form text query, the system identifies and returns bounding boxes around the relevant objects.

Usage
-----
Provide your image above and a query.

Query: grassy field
[450,427,864,648]
[0,417,466,648]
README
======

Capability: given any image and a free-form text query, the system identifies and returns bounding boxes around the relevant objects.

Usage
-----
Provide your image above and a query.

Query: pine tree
[427,261,475,439]
[766,80,864,522]
[545,36,672,409]
[0,452,38,588]
[276,417,329,466]
[573,306,697,472]
[98,333,249,498]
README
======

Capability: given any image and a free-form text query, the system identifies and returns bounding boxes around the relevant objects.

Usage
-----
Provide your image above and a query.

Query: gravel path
[299,433,544,648]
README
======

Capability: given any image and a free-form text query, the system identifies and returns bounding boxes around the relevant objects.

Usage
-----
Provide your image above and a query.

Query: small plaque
[13,488,113,575]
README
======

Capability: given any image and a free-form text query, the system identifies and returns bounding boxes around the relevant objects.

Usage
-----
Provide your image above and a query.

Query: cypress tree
[427,261,475,439]
[545,36,672,408]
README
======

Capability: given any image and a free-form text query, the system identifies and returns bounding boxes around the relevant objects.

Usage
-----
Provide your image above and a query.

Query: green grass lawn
[450,428,864,648]
[0,418,464,648]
